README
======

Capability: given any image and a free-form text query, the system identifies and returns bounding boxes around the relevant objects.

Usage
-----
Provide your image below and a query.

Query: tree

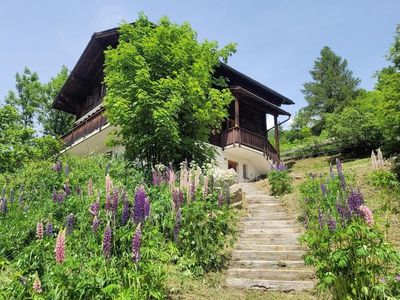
[39,66,75,137]
[104,14,236,166]
[5,67,42,127]
[388,24,400,69]
[302,46,360,134]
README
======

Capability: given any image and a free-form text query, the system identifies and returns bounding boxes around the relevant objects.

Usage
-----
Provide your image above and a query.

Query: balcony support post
[274,115,280,158]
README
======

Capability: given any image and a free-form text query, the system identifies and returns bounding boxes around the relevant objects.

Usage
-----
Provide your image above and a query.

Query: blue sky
[0,0,399,118]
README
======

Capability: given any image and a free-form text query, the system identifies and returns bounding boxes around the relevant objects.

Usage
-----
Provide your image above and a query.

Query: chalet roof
[53,26,294,115]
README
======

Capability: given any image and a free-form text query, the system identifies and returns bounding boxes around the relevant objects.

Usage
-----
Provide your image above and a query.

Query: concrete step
[237,237,299,245]
[231,260,306,269]
[232,250,306,261]
[239,232,300,240]
[235,244,305,251]
[225,278,315,291]
[247,207,286,213]
[228,268,314,281]
[240,220,296,227]
[239,228,299,234]
[244,212,291,220]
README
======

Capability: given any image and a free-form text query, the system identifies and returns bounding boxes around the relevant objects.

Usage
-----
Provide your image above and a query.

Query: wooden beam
[234,97,240,127]
[274,115,280,157]
[71,76,91,92]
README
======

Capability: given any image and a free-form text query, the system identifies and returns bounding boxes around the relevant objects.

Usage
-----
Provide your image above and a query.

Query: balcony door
[228,160,238,172]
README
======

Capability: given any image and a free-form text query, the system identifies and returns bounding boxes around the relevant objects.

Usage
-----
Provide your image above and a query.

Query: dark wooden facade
[55,26,293,162]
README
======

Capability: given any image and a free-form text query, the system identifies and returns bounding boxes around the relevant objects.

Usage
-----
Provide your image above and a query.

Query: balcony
[62,108,108,148]
[210,127,280,164]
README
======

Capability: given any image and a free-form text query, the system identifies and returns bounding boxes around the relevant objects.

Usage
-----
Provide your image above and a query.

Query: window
[243,164,248,179]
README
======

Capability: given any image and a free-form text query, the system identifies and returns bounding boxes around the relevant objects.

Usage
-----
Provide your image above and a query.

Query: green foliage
[301,46,360,134]
[104,14,236,166]
[369,170,399,190]
[0,156,235,298]
[299,165,400,299]
[267,170,292,196]
[388,24,400,69]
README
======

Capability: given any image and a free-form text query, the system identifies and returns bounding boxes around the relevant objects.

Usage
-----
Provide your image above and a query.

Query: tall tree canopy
[104,14,236,166]
[300,46,360,133]
[39,66,75,137]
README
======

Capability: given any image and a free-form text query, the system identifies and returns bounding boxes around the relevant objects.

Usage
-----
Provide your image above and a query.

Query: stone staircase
[226,183,315,291]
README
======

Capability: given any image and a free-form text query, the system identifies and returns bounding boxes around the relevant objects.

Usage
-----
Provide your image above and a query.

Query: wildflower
[105,173,113,196]
[336,158,346,190]
[53,161,62,173]
[32,274,42,294]
[87,178,93,196]
[64,180,71,196]
[168,168,176,188]
[89,200,100,216]
[133,186,148,223]
[327,218,336,231]
[172,188,184,211]
[65,162,70,176]
[395,275,400,282]
[0,197,7,214]
[174,209,182,243]
[112,188,119,214]
[191,183,196,202]
[337,204,351,224]
[318,210,325,229]
[46,221,53,236]
[275,163,287,171]
[121,193,130,226]
[320,184,327,197]
[203,175,209,198]
[152,169,160,186]
[132,224,142,263]
[218,192,224,207]
[58,192,65,204]
[52,190,58,202]
[54,229,66,263]
[65,213,74,235]
[105,194,112,212]
[103,224,112,259]
[92,216,101,233]
[348,190,364,214]
[75,186,81,195]
[36,221,44,240]
[144,197,150,220]
[358,205,374,226]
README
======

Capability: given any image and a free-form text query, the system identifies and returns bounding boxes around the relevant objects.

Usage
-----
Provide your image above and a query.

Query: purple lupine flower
[327,218,336,231]
[103,224,112,259]
[336,158,346,191]
[218,192,224,208]
[52,190,58,202]
[172,188,184,211]
[45,221,53,236]
[0,197,7,214]
[275,163,287,171]
[53,161,62,173]
[144,197,150,220]
[348,190,364,214]
[320,184,327,197]
[89,200,100,216]
[174,208,182,243]
[133,186,147,223]
[65,162,69,176]
[132,224,142,263]
[65,213,74,235]
[87,178,93,197]
[36,222,44,240]
[112,188,119,214]
[92,216,101,233]
[337,204,351,224]
[121,193,130,226]
[64,181,71,196]
[55,229,66,263]
[318,209,325,229]
[58,192,65,204]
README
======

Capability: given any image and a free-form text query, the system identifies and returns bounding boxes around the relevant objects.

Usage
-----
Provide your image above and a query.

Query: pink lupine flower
[168,169,176,188]
[132,224,142,263]
[54,229,66,264]
[203,175,209,198]
[358,205,374,226]
[33,274,42,294]
[105,173,113,196]
[36,222,44,240]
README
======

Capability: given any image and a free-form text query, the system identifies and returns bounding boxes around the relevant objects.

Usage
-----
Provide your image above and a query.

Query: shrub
[299,159,400,299]
[267,168,293,196]
[369,169,399,190]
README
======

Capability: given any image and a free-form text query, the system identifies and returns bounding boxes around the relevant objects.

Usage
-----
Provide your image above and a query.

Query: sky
[0,0,399,120]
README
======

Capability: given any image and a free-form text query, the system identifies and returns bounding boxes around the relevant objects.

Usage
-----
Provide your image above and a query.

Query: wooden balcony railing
[62,108,108,148]
[210,127,280,163]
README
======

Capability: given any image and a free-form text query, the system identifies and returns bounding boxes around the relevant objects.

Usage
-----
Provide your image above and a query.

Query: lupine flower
[191,183,196,202]
[46,221,53,236]
[144,197,150,220]
[53,161,62,173]
[395,275,400,282]
[87,178,93,196]
[133,186,148,223]
[152,169,160,186]
[203,175,209,198]
[168,168,176,188]
[0,197,7,214]
[172,188,184,211]
[105,174,113,196]
[52,190,58,202]
[36,222,44,240]
[65,213,74,235]
[318,209,324,229]
[64,181,71,196]
[174,209,182,243]
[132,224,142,263]
[218,192,224,208]
[105,163,110,175]
[65,162,70,176]
[275,163,287,171]
[336,158,346,190]
[105,195,112,212]
[186,183,192,203]
[358,205,374,226]
[92,216,101,233]
[54,229,66,263]
[121,193,130,226]
[32,274,42,294]
[103,225,112,259]
[337,204,351,224]
[75,186,81,195]
[58,192,65,204]
[348,190,364,214]
[89,200,100,216]
[320,184,327,197]
[327,218,336,231]
[112,188,119,214]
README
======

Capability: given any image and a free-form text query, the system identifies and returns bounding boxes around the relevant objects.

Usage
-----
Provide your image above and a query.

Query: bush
[299,160,400,299]
[369,169,399,190]
[267,169,293,196]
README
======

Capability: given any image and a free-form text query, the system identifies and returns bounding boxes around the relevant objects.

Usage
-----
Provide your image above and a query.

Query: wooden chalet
[53,26,294,182]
